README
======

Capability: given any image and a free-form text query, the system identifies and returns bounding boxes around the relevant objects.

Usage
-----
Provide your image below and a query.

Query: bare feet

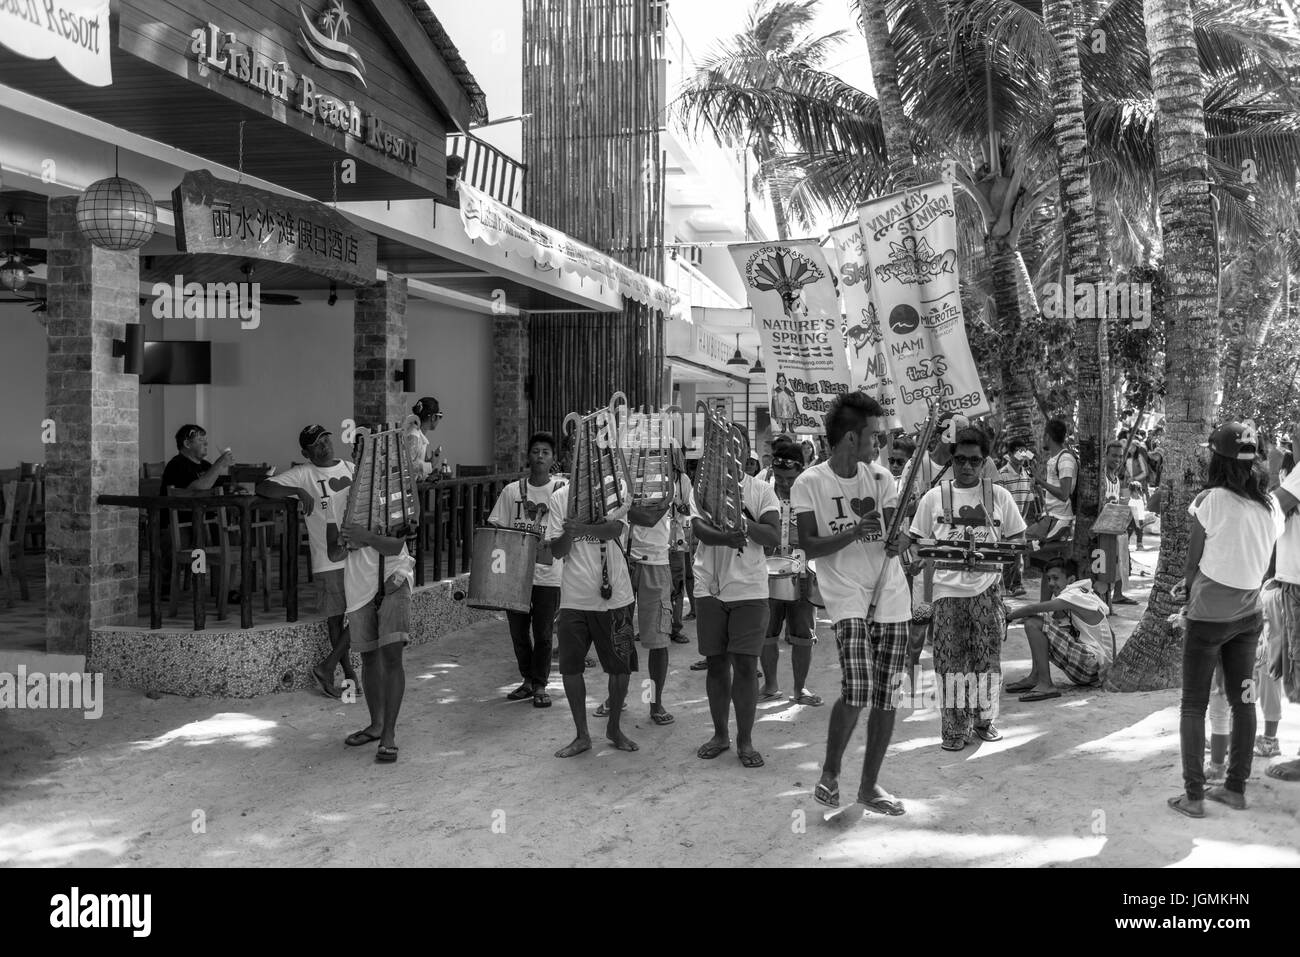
[555,737,592,758]
[606,730,639,752]
[1205,785,1247,810]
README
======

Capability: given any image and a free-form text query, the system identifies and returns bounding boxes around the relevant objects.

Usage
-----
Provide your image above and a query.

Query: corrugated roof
[404,0,489,126]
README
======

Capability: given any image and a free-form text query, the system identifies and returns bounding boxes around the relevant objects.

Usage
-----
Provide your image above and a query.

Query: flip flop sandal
[696,742,730,760]
[973,725,1003,742]
[506,685,534,701]
[792,693,824,706]
[1167,795,1204,818]
[1205,787,1247,810]
[862,796,906,816]
[376,745,399,763]
[594,702,612,717]
[345,730,381,747]
[941,736,966,752]
[813,782,840,809]
[650,710,674,725]
[1005,678,1036,693]
[533,692,552,709]
[670,633,691,644]
[760,690,784,701]
[689,659,709,671]
[1018,690,1061,702]
[738,750,765,768]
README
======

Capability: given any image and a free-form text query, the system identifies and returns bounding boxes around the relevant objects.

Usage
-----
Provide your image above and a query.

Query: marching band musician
[792,394,911,814]
[487,432,566,709]
[691,425,782,770]
[756,435,822,707]
[907,426,1026,753]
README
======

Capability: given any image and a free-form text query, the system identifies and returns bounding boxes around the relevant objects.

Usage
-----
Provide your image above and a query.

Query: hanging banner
[856,181,990,430]
[729,241,851,435]
[827,222,900,429]
[0,0,111,87]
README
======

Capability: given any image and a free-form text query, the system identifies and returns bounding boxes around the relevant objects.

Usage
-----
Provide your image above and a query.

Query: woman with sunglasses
[1168,423,1283,818]
[403,396,443,478]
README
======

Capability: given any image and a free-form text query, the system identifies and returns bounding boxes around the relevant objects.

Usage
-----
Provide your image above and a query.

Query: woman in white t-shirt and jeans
[1168,423,1283,818]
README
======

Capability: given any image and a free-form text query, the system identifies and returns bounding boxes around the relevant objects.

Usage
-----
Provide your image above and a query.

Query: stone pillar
[44,196,140,654]
[493,313,529,473]
[353,277,408,429]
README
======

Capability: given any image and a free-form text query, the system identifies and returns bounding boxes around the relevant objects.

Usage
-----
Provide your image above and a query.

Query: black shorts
[557,605,638,676]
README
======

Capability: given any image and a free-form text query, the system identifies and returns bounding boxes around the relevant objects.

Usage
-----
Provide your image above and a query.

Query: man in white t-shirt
[1264,467,1300,781]
[547,482,638,758]
[257,425,358,699]
[691,425,781,770]
[909,426,1027,751]
[339,523,415,763]
[793,393,912,815]
[1032,418,1077,548]
[1005,557,1112,700]
[488,432,565,708]
[625,469,677,726]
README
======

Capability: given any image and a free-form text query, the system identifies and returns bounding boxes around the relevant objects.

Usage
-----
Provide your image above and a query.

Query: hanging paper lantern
[0,257,28,292]
[76,176,156,251]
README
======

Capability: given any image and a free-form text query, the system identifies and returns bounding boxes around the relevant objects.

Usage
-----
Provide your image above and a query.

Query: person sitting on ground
[1005,557,1112,701]
[340,522,414,763]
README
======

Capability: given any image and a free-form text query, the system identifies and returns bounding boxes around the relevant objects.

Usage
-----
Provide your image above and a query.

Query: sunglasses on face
[888,457,908,466]
[952,454,984,467]
[772,457,802,470]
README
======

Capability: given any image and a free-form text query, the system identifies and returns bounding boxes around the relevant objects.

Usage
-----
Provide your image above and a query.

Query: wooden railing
[447,132,527,209]
[97,494,300,632]
[415,472,523,585]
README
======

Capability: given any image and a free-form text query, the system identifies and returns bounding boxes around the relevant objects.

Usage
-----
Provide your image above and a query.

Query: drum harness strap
[937,479,998,586]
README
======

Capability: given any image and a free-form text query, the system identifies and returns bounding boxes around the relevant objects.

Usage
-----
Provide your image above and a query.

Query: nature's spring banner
[729,241,852,435]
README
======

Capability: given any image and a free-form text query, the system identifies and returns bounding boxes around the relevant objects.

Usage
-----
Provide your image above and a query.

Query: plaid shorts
[832,618,910,711]
[1041,616,1101,686]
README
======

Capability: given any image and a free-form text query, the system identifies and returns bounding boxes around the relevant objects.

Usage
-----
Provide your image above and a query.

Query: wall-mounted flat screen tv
[142,341,211,385]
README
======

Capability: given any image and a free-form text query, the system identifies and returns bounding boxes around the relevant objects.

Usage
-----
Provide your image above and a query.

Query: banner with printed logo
[826,222,900,429]
[856,181,989,431]
[728,241,852,436]
[0,0,111,87]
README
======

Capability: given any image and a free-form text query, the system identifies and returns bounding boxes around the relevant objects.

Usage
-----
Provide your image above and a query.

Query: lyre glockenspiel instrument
[342,423,420,541]
[563,392,632,524]
[914,526,1028,573]
[693,400,747,553]
[626,405,679,506]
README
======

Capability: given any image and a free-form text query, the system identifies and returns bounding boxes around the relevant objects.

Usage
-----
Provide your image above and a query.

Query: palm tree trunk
[1107,0,1221,692]
[766,177,791,241]
[1044,0,1109,576]
[991,237,1037,445]
[857,0,918,188]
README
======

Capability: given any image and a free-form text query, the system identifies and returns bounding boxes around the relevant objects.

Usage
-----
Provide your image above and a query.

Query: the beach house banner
[856,182,990,430]
[729,241,851,435]
[827,222,900,429]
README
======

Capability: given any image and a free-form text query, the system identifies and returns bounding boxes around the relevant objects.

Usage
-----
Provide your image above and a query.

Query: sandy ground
[3,538,1299,868]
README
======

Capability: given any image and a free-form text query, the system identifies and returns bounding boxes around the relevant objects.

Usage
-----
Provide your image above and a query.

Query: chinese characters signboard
[172,169,377,286]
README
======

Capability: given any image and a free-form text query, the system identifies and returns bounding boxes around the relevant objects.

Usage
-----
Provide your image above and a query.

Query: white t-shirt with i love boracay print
[489,477,566,588]
[790,461,909,623]
[266,460,356,574]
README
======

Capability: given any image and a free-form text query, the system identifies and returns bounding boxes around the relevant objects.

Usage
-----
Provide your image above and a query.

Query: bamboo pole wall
[523,0,666,436]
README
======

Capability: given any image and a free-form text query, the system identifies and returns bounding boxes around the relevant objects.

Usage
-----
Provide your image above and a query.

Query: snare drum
[767,556,800,602]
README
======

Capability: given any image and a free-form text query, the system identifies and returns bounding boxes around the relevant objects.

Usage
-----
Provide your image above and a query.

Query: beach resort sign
[189,1,419,167]
[0,0,111,86]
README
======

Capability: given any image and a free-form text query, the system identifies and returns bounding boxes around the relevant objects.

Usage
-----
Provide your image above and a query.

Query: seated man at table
[162,424,234,497]
[257,425,359,699]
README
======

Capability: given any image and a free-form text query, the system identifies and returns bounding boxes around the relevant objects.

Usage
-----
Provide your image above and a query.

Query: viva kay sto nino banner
[827,222,900,430]
[729,241,852,435]
[856,181,989,431]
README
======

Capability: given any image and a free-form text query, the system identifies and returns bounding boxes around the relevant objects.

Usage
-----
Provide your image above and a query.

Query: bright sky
[667,0,875,96]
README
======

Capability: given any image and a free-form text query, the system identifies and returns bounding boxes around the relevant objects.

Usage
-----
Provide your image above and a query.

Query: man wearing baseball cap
[257,425,360,698]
